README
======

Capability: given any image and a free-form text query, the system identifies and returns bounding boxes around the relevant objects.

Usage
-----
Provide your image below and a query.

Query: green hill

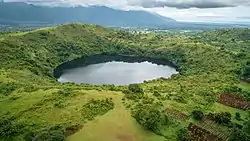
[0,24,250,141]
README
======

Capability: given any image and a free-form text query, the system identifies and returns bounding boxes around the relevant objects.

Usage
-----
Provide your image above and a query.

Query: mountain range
[0,2,176,27]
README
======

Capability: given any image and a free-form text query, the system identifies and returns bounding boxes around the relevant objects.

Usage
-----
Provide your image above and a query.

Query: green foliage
[208,112,232,125]
[123,84,145,100]
[22,85,39,93]
[32,130,65,141]
[132,103,166,133]
[128,84,144,94]
[0,118,65,141]
[56,88,73,97]
[177,128,192,141]
[0,82,18,96]
[243,121,250,133]
[224,85,243,93]
[229,120,250,141]
[0,118,17,137]
[54,100,68,108]
[81,98,114,120]
[153,90,161,97]
[241,61,250,82]
[0,118,27,140]
[24,125,66,141]
[191,110,204,121]
[229,128,250,141]
[9,94,21,100]
[235,112,241,121]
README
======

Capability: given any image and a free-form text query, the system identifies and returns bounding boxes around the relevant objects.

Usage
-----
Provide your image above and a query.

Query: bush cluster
[207,112,231,125]
[191,110,204,121]
[81,98,114,120]
[0,82,18,96]
[132,103,166,133]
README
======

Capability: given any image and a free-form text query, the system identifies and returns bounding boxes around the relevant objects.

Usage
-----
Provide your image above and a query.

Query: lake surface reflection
[57,61,178,85]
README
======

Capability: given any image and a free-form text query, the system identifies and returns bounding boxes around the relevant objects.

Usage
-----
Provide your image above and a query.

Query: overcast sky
[4,0,250,23]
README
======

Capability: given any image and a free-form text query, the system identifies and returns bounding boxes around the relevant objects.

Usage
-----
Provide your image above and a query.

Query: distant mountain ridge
[0,2,176,27]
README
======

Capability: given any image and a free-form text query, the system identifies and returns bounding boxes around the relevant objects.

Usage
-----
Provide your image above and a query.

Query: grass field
[239,81,250,91]
[210,103,249,123]
[67,92,166,141]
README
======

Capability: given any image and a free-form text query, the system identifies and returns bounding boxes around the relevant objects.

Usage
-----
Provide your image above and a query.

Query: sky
[4,0,250,23]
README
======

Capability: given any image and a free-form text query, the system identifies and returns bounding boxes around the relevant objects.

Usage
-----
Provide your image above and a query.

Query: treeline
[241,61,250,82]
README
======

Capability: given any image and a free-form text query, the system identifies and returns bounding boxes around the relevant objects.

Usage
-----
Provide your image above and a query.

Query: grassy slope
[0,24,249,140]
[68,93,166,141]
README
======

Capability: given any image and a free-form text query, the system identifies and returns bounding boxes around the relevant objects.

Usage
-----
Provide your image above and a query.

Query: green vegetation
[191,110,204,121]
[132,103,166,133]
[177,128,192,141]
[128,84,144,94]
[229,121,250,141]
[242,61,250,82]
[208,112,232,125]
[0,82,19,96]
[0,23,250,140]
[80,98,114,121]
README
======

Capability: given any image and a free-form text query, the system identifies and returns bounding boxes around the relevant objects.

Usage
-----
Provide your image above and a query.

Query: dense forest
[0,23,250,141]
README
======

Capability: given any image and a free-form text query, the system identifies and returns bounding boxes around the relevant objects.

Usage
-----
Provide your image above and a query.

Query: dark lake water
[54,55,178,85]
[55,55,178,85]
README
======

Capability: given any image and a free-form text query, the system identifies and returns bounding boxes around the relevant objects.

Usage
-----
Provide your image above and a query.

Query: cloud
[237,16,250,19]
[196,13,224,18]
[4,0,63,3]
[4,0,250,9]
[126,0,250,9]
[4,0,129,8]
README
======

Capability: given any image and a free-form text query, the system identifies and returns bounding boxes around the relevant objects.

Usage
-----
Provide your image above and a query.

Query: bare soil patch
[219,93,250,110]
[188,123,227,141]
[165,108,189,120]
[66,124,84,136]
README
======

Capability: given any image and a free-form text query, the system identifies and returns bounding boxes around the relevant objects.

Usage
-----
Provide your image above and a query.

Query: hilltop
[0,24,250,141]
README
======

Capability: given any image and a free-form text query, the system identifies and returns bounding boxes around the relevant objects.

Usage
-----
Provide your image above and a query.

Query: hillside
[0,24,250,141]
[0,2,176,27]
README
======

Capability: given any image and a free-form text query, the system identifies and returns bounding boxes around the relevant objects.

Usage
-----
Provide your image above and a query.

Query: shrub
[0,118,17,137]
[191,110,204,121]
[23,85,39,93]
[128,84,143,94]
[54,100,67,108]
[224,85,242,93]
[177,128,192,141]
[153,91,161,97]
[208,112,231,125]
[65,124,83,136]
[0,118,35,140]
[241,61,250,82]
[243,120,250,133]
[9,94,21,100]
[0,82,18,96]
[81,98,114,120]
[123,84,144,100]
[229,128,250,141]
[132,104,165,132]
[23,131,36,141]
[32,130,65,141]
[235,112,241,121]
[56,88,73,96]
[142,97,154,104]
